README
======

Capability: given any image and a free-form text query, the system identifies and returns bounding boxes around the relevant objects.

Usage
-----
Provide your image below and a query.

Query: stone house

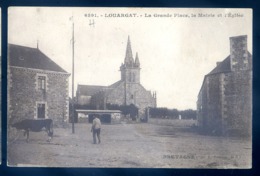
[76,37,157,118]
[8,44,70,126]
[197,35,252,136]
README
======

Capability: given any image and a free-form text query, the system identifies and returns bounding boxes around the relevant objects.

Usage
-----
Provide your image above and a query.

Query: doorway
[37,103,46,119]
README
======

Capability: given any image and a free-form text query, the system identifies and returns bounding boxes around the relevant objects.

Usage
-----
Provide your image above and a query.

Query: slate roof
[9,44,68,73]
[198,52,252,95]
[77,84,106,96]
[77,79,124,97]
[108,80,123,88]
[207,52,252,76]
[207,56,231,75]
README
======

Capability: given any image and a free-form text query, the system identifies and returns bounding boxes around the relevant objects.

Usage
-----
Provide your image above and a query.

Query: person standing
[91,115,101,144]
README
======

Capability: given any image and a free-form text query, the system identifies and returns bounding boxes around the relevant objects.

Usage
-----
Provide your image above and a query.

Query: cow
[11,119,54,142]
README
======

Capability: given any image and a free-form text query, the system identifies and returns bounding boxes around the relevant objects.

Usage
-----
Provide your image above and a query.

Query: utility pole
[71,21,75,134]
[124,78,127,106]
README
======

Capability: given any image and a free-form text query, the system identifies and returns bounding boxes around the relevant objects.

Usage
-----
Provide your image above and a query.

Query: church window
[131,94,134,99]
[133,73,135,82]
[128,72,131,82]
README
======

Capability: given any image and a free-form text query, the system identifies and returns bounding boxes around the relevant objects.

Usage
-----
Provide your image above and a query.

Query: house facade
[197,35,252,136]
[8,44,70,126]
[76,37,157,118]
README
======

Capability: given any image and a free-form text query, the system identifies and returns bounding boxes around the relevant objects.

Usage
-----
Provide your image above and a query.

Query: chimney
[216,62,221,66]
[230,35,248,71]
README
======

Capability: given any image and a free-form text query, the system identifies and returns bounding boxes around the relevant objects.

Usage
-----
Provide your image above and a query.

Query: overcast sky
[8,7,252,110]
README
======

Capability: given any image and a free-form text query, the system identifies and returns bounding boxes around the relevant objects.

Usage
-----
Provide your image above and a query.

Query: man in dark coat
[91,115,101,144]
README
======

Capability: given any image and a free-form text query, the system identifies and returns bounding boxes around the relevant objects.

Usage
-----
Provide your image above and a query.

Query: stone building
[76,37,157,118]
[8,44,70,125]
[197,35,252,136]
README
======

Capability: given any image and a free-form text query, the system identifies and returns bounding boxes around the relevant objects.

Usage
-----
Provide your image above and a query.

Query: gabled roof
[207,51,252,76]
[108,80,123,88]
[9,44,68,73]
[198,52,252,95]
[77,80,124,97]
[77,84,106,96]
[207,56,231,75]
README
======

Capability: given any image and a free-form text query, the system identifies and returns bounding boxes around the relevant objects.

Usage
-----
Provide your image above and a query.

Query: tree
[148,107,196,119]
[179,109,197,119]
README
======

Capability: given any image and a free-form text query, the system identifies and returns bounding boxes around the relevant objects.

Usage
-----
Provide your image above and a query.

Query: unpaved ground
[8,121,251,168]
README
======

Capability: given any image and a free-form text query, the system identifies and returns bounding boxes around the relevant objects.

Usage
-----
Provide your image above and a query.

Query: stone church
[76,37,157,118]
[197,35,252,136]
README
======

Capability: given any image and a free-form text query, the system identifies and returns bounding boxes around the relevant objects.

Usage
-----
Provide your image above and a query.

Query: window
[38,76,46,90]
[37,103,46,119]
[128,72,131,82]
[131,94,134,99]
[36,73,48,91]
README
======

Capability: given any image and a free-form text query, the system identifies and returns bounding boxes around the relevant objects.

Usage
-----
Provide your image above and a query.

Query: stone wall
[197,78,208,131]
[197,70,252,136]
[107,82,125,106]
[108,82,156,117]
[222,70,252,136]
[198,74,223,134]
[197,35,252,136]
[124,68,140,83]
[8,67,70,126]
[90,81,156,117]
[230,35,249,71]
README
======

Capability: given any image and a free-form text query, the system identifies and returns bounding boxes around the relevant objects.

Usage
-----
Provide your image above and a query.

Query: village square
[7,8,252,168]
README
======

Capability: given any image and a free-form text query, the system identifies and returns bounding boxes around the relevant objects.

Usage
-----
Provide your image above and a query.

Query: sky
[8,7,252,110]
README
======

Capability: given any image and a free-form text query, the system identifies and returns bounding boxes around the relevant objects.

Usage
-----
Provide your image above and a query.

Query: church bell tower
[120,36,141,84]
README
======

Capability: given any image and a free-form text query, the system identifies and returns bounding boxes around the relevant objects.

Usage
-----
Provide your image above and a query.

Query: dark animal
[11,119,54,142]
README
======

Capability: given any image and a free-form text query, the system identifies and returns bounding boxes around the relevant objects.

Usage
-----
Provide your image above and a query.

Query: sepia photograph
[7,7,252,168]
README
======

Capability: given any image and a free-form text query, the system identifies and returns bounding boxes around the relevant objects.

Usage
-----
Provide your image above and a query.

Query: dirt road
[8,121,251,168]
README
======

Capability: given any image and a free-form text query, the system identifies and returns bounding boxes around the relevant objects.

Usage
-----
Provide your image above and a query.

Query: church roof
[9,44,68,73]
[77,84,106,96]
[108,80,123,88]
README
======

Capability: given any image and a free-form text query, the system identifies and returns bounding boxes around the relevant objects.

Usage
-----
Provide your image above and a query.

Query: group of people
[91,115,101,144]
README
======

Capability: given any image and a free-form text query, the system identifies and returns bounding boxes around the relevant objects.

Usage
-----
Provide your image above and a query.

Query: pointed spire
[125,36,134,66]
[135,52,140,67]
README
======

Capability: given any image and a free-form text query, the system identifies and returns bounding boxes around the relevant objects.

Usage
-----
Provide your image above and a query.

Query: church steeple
[120,36,141,84]
[135,52,140,67]
[125,36,134,67]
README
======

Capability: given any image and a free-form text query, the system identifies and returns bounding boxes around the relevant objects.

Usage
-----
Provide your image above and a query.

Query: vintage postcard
[7,7,252,168]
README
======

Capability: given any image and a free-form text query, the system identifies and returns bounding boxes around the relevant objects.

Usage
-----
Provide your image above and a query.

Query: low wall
[148,118,197,127]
